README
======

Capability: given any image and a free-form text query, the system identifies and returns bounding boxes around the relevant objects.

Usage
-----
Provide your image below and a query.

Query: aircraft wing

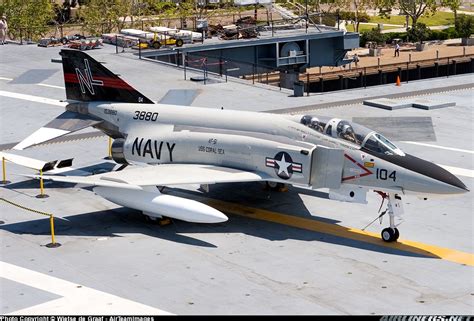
[13,111,102,150]
[34,164,271,188]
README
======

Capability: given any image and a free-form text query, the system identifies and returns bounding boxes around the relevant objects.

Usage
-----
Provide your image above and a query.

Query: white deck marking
[0,90,66,107]
[1,76,64,89]
[1,261,173,315]
[437,164,474,178]
[37,83,65,89]
[402,141,474,154]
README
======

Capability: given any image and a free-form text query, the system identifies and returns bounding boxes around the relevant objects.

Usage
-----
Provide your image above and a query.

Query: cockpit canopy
[300,115,405,156]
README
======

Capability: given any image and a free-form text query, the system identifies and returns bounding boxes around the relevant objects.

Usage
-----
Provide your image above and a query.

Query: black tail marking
[60,49,153,104]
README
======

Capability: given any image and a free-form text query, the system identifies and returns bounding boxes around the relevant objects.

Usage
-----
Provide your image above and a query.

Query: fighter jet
[9,49,469,242]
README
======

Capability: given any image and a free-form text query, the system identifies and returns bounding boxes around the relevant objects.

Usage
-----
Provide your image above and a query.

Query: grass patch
[369,11,455,26]
[346,24,400,32]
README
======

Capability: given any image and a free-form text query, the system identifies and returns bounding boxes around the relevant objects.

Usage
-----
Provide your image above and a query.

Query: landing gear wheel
[265,182,287,192]
[143,214,171,226]
[393,228,400,241]
[266,181,278,189]
[381,228,398,242]
[144,214,158,223]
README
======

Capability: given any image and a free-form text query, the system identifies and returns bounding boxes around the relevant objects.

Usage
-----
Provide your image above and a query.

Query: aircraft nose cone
[403,154,469,194]
[377,153,469,194]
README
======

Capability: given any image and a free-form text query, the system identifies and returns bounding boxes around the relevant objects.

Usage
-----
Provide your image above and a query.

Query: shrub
[407,23,431,44]
[339,11,370,23]
[429,29,448,40]
[445,27,459,39]
[455,14,474,38]
[360,28,387,47]
[321,14,337,27]
[384,31,408,43]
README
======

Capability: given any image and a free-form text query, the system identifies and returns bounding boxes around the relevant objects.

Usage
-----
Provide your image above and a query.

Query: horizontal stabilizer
[0,152,73,172]
[13,111,102,150]
[0,152,54,171]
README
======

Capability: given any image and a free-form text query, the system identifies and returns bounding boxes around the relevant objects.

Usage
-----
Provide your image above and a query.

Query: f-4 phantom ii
[10,49,468,243]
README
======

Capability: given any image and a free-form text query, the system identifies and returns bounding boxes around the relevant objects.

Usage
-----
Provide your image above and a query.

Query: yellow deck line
[206,199,474,267]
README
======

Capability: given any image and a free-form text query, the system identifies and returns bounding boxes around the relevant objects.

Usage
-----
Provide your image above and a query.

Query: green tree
[442,0,461,24]
[342,0,374,32]
[143,0,174,16]
[176,0,195,29]
[303,0,348,27]
[0,0,54,40]
[374,0,437,26]
[78,0,133,35]
[141,0,178,27]
[224,2,246,21]
[407,22,430,43]
[309,0,343,13]
[455,14,474,38]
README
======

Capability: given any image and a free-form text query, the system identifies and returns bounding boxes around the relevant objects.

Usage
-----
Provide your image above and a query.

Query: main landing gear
[265,182,288,192]
[375,191,404,242]
[143,212,172,226]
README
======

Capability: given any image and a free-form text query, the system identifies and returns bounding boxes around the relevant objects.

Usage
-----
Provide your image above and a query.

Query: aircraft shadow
[0,207,217,248]
[1,181,441,260]
[165,183,442,260]
[3,162,117,191]
[3,179,76,190]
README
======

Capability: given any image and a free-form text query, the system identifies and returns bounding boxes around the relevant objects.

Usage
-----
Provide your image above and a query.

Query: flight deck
[0,44,473,315]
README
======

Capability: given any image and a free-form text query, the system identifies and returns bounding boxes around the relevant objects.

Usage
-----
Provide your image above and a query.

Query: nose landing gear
[368,191,403,242]
[382,227,400,242]
[375,191,404,242]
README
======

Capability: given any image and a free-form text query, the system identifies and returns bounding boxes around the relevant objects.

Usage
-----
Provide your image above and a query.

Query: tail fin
[60,49,153,104]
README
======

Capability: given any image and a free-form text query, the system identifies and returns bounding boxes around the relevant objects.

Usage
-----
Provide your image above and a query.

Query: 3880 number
[132,111,159,121]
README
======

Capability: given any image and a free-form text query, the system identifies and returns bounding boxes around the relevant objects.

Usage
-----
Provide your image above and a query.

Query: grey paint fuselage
[84,102,466,196]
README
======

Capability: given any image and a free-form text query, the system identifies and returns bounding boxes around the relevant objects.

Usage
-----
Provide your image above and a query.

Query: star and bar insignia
[266,151,302,180]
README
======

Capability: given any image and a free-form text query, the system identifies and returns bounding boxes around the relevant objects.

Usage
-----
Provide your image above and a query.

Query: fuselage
[68,101,468,197]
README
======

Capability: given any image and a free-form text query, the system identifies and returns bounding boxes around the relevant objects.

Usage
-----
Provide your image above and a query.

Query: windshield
[362,133,405,156]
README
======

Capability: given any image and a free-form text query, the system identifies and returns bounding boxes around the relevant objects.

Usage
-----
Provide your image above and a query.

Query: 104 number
[376,169,396,182]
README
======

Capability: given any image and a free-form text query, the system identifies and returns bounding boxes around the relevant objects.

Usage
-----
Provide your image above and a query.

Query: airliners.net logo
[381,316,472,321]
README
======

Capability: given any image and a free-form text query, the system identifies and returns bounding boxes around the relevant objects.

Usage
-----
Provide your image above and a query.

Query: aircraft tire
[381,228,398,242]
[266,182,286,191]
[393,228,400,241]
[143,214,158,223]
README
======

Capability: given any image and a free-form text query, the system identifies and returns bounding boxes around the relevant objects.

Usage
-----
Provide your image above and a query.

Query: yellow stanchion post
[1,157,10,185]
[46,215,61,248]
[1,197,60,248]
[105,137,113,160]
[50,216,55,244]
[36,169,49,199]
